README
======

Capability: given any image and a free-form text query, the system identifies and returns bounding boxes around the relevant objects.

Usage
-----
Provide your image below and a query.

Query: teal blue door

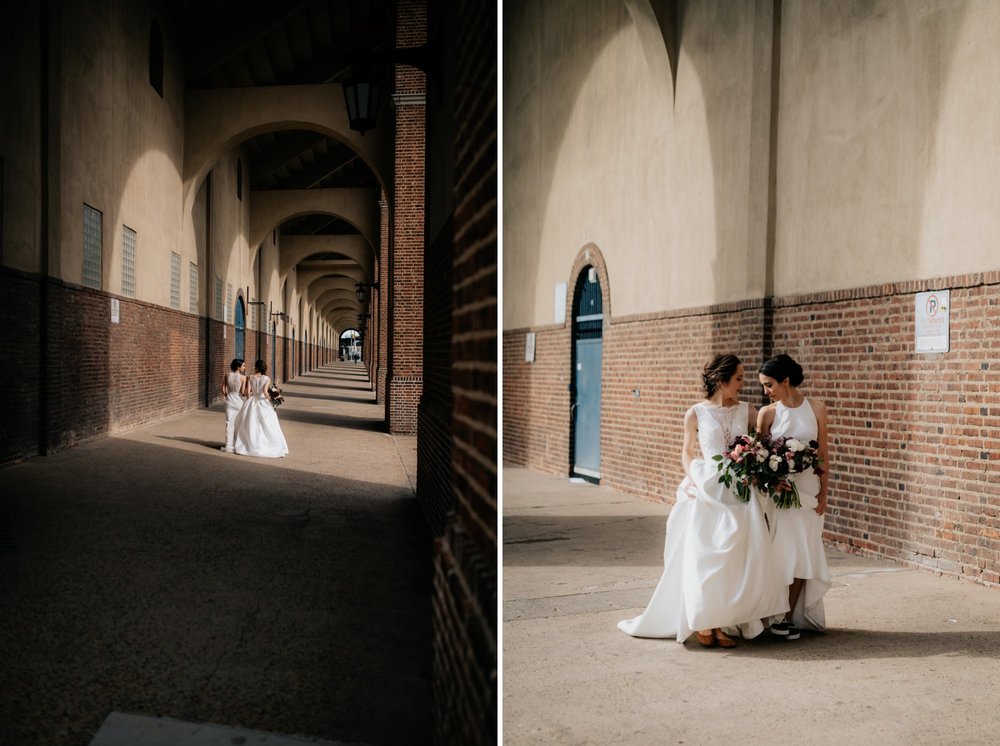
[234,298,245,360]
[571,268,603,481]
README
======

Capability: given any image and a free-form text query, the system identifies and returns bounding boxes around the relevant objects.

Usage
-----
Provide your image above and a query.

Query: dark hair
[255,359,267,374]
[230,358,243,372]
[702,354,742,398]
[759,354,804,386]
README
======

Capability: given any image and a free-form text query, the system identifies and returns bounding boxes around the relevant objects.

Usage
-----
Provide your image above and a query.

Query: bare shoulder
[757,402,777,421]
[809,397,827,418]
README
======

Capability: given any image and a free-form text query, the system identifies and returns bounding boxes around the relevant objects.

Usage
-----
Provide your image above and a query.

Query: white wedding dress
[767,397,830,630]
[233,375,288,458]
[619,402,789,642]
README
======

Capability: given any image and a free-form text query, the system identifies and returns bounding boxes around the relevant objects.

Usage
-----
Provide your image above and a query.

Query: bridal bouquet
[712,433,770,503]
[267,384,284,408]
[757,436,824,509]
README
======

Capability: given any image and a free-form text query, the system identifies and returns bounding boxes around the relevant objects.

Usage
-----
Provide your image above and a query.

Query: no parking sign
[914,290,950,353]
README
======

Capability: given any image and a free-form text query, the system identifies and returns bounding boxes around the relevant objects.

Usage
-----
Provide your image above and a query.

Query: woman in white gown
[619,354,789,647]
[233,359,289,458]
[220,358,246,453]
[757,354,831,638]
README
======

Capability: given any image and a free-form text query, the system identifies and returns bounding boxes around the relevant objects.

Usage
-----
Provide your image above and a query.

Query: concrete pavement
[0,362,431,746]
[503,466,1000,745]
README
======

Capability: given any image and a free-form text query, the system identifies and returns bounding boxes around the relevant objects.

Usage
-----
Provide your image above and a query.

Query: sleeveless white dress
[768,397,830,630]
[233,375,289,458]
[618,402,789,642]
[223,371,244,452]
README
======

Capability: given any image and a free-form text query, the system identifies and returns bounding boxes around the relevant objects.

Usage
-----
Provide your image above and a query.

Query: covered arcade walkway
[0,362,431,745]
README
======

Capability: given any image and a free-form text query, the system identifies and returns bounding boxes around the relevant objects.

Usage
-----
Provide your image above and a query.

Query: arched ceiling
[170,0,391,329]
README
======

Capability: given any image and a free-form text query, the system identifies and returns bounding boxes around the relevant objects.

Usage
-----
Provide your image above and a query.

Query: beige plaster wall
[53,0,185,299]
[503,0,772,329]
[209,149,251,322]
[0,4,42,274]
[774,0,998,295]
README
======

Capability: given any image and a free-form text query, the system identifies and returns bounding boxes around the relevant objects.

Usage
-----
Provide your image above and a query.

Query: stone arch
[565,243,613,326]
[278,234,374,278]
[182,84,392,217]
[251,190,379,253]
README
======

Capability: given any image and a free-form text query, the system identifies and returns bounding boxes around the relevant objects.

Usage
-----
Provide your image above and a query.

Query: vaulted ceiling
[169,0,392,331]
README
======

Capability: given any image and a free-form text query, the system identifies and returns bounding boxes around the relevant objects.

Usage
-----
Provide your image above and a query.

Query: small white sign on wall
[525,332,536,363]
[915,289,950,353]
[110,298,120,324]
[554,282,567,324]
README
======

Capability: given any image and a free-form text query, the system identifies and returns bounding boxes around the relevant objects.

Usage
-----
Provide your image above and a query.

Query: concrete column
[385,0,426,434]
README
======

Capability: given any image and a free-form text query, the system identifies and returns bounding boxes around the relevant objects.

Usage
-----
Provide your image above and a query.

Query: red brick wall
[424,0,497,742]
[504,271,1000,588]
[1,268,42,463]
[387,0,426,435]
[0,269,223,460]
[110,296,203,430]
[377,196,389,404]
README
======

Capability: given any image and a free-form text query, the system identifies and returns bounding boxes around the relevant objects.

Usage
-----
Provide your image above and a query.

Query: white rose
[769,455,781,470]
[786,438,805,452]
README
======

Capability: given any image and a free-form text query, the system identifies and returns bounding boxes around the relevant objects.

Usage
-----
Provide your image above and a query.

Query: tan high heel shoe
[695,630,715,647]
[714,628,737,648]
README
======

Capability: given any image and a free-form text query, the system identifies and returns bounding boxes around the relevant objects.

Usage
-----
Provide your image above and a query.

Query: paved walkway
[0,362,431,746]
[503,466,1000,745]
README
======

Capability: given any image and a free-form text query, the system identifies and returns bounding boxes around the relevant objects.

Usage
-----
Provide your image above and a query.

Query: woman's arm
[812,398,829,515]
[221,374,229,396]
[756,404,775,438]
[681,407,699,479]
[747,403,759,434]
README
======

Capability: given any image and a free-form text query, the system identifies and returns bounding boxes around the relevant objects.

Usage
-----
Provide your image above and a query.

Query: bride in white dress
[619,354,789,647]
[221,358,246,453]
[757,354,831,638]
[233,359,289,458]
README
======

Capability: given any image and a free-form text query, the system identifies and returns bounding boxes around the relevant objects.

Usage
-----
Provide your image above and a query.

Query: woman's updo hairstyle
[702,354,742,398]
[255,359,267,374]
[759,353,804,386]
[230,358,243,372]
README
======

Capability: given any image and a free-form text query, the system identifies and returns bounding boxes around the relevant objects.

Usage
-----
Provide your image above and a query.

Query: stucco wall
[54,0,185,297]
[503,0,772,329]
[774,0,998,296]
[0,4,42,274]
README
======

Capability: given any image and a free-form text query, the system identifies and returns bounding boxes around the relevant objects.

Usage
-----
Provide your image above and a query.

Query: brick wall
[504,271,1000,588]
[418,215,454,535]
[0,268,223,460]
[377,196,389,404]
[425,0,497,742]
[110,296,203,430]
[386,0,426,435]
[1,268,42,463]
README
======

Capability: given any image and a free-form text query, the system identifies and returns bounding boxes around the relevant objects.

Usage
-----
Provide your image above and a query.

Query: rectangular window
[189,263,199,313]
[215,276,223,320]
[170,252,181,309]
[83,204,103,289]
[226,282,233,323]
[121,225,137,297]
[251,303,257,331]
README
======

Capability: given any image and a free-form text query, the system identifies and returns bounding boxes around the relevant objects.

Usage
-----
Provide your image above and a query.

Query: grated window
[121,226,136,297]
[170,252,181,309]
[189,263,199,313]
[83,204,103,289]
[215,277,223,320]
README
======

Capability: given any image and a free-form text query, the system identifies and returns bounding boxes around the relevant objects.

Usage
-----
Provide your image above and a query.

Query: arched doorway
[570,266,603,482]
[234,297,246,361]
